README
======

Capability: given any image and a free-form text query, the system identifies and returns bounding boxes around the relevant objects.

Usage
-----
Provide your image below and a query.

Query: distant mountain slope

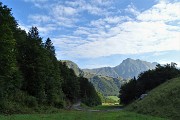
[83,72,124,96]
[83,67,119,78]
[126,77,180,120]
[83,58,158,79]
[114,58,158,79]
[62,59,158,96]
[61,60,84,76]
[62,60,123,96]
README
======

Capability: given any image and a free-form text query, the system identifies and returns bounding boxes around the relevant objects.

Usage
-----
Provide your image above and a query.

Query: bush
[54,100,65,109]
[25,96,38,108]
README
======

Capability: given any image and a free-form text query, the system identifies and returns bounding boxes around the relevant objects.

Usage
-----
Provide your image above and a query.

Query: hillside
[62,60,124,96]
[125,77,180,120]
[83,58,158,79]
[83,67,119,78]
[87,75,122,96]
[61,60,84,76]
[62,59,158,96]
[114,58,158,79]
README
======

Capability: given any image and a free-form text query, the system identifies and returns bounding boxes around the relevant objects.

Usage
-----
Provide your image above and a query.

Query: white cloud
[18,23,31,33]
[51,5,78,17]
[28,15,51,23]
[66,0,113,16]
[91,0,114,6]
[35,24,57,36]
[22,0,180,59]
[137,1,180,22]
[53,0,180,58]
[125,3,140,16]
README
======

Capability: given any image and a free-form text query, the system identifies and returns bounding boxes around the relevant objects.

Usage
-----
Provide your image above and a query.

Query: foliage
[59,61,101,106]
[79,77,102,106]
[58,61,80,103]
[89,75,122,96]
[63,60,123,96]
[0,2,22,104]
[119,64,180,105]
[0,2,101,113]
[126,77,180,120]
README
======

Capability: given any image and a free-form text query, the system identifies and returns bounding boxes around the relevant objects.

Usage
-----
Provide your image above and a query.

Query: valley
[63,58,158,96]
[0,1,179,120]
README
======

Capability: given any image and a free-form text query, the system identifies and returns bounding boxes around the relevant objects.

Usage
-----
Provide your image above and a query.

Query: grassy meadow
[126,77,180,120]
[0,110,166,120]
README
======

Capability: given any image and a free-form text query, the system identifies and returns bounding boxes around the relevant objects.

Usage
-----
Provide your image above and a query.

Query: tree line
[0,2,101,113]
[119,63,180,105]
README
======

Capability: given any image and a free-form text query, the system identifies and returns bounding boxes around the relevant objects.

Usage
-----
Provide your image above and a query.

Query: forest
[0,2,101,114]
[119,63,180,105]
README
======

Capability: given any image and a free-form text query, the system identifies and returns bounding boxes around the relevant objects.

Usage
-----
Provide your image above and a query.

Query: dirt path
[72,102,123,112]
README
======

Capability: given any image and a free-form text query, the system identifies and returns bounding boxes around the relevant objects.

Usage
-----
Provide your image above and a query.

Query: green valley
[0,1,180,120]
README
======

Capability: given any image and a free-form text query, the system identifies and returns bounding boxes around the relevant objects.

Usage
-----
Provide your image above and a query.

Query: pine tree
[45,38,55,55]
[44,38,64,107]
[0,2,22,100]
[19,27,47,103]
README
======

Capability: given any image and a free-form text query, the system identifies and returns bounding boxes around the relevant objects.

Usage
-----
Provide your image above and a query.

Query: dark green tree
[44,38,64,107]
[79,77,101,106]
[19,27,47,104]
[59,62,80,103]
[119,64,180,105]
[0,2,22,100]
[45,38,55,55]
[119,78,137,105]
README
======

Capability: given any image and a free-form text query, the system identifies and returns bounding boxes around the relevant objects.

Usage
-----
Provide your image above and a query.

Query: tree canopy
[119,63,180,105]
[0,2,101,113]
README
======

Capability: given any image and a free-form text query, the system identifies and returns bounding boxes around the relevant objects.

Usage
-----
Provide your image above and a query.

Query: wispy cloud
[125,3,140,16]
[137,1,180,22]
[21,0,180,59]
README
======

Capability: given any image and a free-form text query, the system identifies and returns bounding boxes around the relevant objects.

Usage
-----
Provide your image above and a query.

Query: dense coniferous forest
[119,63,180,105]
[0,2,101,113]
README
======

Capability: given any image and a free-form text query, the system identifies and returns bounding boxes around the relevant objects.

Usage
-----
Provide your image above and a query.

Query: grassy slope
[125,77,180,120]
[107,96,119,102]
[0,111,166,120]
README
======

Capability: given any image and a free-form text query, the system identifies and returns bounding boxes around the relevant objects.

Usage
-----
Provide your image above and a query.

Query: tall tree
[45,38,55,55]
[0,2,22,100]
[59,62,80,103]
[79,77,102,106]
[20,27,47,103]
[44,38,64,107]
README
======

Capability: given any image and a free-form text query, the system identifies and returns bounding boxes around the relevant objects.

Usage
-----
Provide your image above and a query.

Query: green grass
[106,96,119,102]
[126,77,180,120]
[0,110,166,120]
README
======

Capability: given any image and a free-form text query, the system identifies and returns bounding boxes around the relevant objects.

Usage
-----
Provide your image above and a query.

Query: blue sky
[1,0,180,68]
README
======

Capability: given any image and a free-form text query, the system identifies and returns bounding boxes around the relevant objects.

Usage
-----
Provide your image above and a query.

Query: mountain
[83,72,125,96]
[62,60,123,96]
[83,58,158,79]
[61,60,84,76]
[126,77,180,120]
[83,67,119,78]
[114,58,158,79]
[62,58,158,96]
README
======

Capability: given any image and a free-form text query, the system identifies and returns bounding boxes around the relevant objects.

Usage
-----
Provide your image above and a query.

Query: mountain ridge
[62,58,158,96]
[83,58,158,79]
[62,60,123,96]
